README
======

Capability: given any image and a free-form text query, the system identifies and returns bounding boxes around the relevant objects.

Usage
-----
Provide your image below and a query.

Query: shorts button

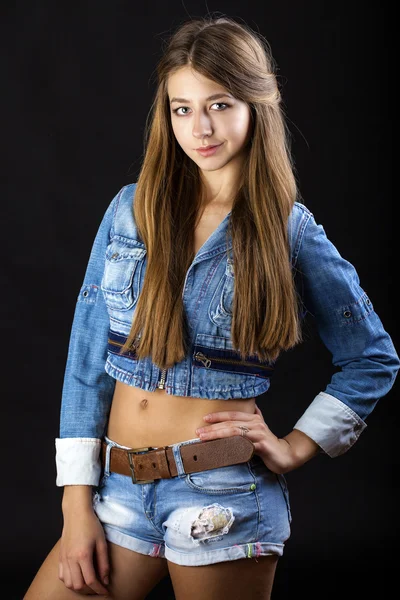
[250,483,256,491]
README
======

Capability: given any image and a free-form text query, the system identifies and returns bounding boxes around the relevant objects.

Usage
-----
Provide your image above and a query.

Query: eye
[172,106,190,116]
[212,103,229,111]
[172,103,229,116]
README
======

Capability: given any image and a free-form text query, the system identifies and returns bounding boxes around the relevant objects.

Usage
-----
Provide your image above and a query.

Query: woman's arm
[291,211,399,457]
[55,186,126,487]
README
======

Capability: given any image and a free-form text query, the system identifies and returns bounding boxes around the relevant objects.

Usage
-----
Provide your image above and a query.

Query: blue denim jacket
[55,183,399,486]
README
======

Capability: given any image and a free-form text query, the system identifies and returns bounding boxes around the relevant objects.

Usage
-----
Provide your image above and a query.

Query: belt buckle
[127,446,157,484]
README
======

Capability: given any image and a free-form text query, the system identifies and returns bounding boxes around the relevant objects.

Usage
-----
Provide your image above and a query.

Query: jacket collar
[192,211,232,266]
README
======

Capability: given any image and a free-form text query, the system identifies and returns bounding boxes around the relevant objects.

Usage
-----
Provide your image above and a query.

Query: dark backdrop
[3,1,397,598]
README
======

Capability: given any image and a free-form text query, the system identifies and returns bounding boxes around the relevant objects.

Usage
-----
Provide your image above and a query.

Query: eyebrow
[169,93,234,104]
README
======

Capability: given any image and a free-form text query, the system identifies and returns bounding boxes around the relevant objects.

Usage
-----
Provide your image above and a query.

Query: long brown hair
[120,15,303,370]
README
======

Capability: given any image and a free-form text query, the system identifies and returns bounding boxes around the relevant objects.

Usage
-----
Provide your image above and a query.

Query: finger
[62,559,73,589]
[58,545,64,582]
[254,404,267,423]
[95,538,110,586]
[80,558,110,595]
[198,424,258,441]
[68,560,86,593]
[203,411,256,423]
[197,421,274,463]
[198,418,259,433]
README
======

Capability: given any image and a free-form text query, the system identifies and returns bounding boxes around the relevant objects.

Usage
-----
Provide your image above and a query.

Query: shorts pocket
[93,470,111,493]
[277,474,292,523]
[184,462,256,495]
[91,470,114,508]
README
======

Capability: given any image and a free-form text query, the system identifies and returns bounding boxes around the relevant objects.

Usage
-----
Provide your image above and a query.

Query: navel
[140,398,149,409]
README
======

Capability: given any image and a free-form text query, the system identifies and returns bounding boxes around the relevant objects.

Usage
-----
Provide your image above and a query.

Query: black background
[3,1,398,598]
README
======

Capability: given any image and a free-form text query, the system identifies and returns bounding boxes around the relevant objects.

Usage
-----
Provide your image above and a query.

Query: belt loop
[171,438,201,478]
[103,435,118,476]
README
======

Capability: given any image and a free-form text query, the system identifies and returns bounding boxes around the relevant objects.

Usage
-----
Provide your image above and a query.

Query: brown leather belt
[101,435,255,484]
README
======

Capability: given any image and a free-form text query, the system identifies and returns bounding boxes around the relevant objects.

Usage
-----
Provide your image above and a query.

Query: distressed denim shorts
[91,435,292,566]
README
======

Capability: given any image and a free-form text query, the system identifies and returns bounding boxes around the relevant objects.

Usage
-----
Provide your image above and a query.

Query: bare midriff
[106,203,257,448]
[106,380,256,448]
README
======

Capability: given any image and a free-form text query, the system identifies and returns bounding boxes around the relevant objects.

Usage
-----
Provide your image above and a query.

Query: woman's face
[167,66,252,174]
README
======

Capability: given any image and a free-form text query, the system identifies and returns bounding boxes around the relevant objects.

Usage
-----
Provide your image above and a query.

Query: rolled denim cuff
[55,438,102,486]
[293,391,367,458]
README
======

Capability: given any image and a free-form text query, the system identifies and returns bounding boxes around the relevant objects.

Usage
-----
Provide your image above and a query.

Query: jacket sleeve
[55,187,125,486]
[292,212,399,457]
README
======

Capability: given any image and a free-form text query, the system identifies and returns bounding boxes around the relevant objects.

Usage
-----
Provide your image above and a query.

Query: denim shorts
[91,435,292,566]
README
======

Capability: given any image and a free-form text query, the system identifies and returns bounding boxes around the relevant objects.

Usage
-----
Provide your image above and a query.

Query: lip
[195,143,223,156]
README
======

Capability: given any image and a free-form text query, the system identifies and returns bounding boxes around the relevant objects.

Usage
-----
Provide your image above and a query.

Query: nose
[192,110,213,140]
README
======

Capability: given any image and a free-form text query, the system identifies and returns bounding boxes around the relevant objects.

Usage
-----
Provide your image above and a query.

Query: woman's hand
[195,403,312,474]
[59,506,110,595]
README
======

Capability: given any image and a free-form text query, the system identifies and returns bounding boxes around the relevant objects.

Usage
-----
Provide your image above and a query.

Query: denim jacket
[55,183,399,486]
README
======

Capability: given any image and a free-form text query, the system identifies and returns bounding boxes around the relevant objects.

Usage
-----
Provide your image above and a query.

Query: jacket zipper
[110,337,168,388]
[194,351,274,371]
[158,368,168,389]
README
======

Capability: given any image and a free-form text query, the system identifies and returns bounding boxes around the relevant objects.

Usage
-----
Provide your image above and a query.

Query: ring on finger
[238,425,250,437]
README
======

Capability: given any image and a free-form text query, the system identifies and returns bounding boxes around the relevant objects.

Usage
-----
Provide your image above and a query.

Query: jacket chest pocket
[101,240,146,311]
[208,259,234,331]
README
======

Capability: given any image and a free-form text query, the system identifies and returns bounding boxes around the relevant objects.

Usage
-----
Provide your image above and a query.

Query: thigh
[24,537,169,600]
[168,554,279,600]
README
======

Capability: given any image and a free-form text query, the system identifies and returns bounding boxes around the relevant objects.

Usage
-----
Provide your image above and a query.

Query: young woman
[25,15,399,600]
